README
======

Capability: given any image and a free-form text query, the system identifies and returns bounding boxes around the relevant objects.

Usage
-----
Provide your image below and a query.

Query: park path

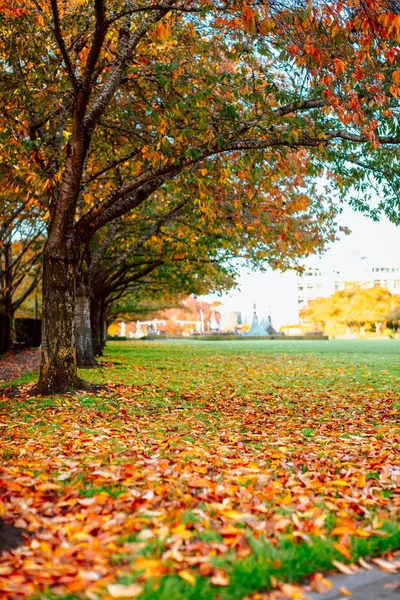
[0,349,40,385]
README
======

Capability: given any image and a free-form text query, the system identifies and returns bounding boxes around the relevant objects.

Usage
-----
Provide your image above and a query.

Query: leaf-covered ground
[0,349,40,385]
[0,340,399,600]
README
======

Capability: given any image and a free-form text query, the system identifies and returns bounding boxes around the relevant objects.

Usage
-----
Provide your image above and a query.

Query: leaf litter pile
[0,340,399,600]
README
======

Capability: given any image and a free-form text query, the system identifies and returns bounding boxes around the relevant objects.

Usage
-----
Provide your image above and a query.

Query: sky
[202,206,400,327]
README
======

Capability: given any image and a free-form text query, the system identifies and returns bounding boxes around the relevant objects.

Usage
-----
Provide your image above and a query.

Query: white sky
[202,206,400,326]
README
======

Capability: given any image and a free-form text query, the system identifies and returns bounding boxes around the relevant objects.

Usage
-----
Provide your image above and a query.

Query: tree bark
[4,234,12,317]
[75,277,98,368]
[37,252,78,394]
[90,296,103,357]
[36,125,91,393]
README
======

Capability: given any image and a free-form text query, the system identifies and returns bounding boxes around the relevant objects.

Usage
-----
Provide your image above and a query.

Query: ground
[0,339,399,600]
[0,348,40,385]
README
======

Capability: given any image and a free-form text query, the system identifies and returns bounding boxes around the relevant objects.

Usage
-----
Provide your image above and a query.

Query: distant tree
[0,198,44,350]
[300,285,399,333]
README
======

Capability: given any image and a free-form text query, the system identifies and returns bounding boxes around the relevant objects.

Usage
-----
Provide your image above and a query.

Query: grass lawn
[0,339,399,599]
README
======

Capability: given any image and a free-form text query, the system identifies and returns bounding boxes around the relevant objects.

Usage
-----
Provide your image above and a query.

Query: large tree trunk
[76,277,98,368]
[36,125,91,393]
[37,252,78,394]
[90,297,103,357]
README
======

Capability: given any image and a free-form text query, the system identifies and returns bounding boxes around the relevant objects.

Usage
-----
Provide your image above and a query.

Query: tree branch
[83,0,179,131]
[50,0,79,93]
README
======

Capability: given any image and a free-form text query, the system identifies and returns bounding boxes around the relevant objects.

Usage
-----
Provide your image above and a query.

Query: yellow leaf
[220,509,252,520]
[331,526,354,536]
[355,528,371,538]
[356,474,366,488]
[247,462,259,470]
[339,587,352,596]
[132,557,167,579]
[178,570,196,585]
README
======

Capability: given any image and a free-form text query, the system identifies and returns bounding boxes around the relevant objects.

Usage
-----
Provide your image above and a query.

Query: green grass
[84,338,400,395]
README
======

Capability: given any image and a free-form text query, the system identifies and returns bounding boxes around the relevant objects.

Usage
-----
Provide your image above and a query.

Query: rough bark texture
[75,280,98,368]
[36,117,91,393]
[90,297,103,357]
[37,253,78,394]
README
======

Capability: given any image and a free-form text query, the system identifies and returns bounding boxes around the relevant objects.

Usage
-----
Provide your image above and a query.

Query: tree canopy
[1,0,399,391]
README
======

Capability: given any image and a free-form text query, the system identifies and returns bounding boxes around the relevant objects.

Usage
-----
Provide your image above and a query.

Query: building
[296,255,400,313]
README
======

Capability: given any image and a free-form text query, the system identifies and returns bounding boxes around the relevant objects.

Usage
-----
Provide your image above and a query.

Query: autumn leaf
[210,569,229,586]
[392,70,400,84]
[107,583,143,598]
[310,573,333,593]
[178,570,196,585]
[332,560,356,575]
[333,542,353,561]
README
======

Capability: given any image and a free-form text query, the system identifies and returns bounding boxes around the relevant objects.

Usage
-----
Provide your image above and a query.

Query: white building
[296,256,400,313]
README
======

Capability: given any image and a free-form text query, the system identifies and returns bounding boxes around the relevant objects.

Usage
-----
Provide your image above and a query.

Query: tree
[0,1,399,392]
[300,285,399,333]
[0,198,44,350]
[81,164,338,361]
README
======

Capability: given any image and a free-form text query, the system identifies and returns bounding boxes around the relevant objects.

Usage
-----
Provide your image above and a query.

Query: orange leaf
[188,477,211,488]
[333,542,353,561]
[392,70,400,84]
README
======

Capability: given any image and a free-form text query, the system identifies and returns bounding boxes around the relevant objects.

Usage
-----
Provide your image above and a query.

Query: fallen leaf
[188,477,210,488]
[107,583,143,598]
[310,573,333,593]
[371,558,397,573]
[178,570,196,585]
[358,557,374,570]
[333,542,353,561]
[77,497,97,506]
[332,560,355,575]
[280,582,307,598]
[210,568,229,586]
